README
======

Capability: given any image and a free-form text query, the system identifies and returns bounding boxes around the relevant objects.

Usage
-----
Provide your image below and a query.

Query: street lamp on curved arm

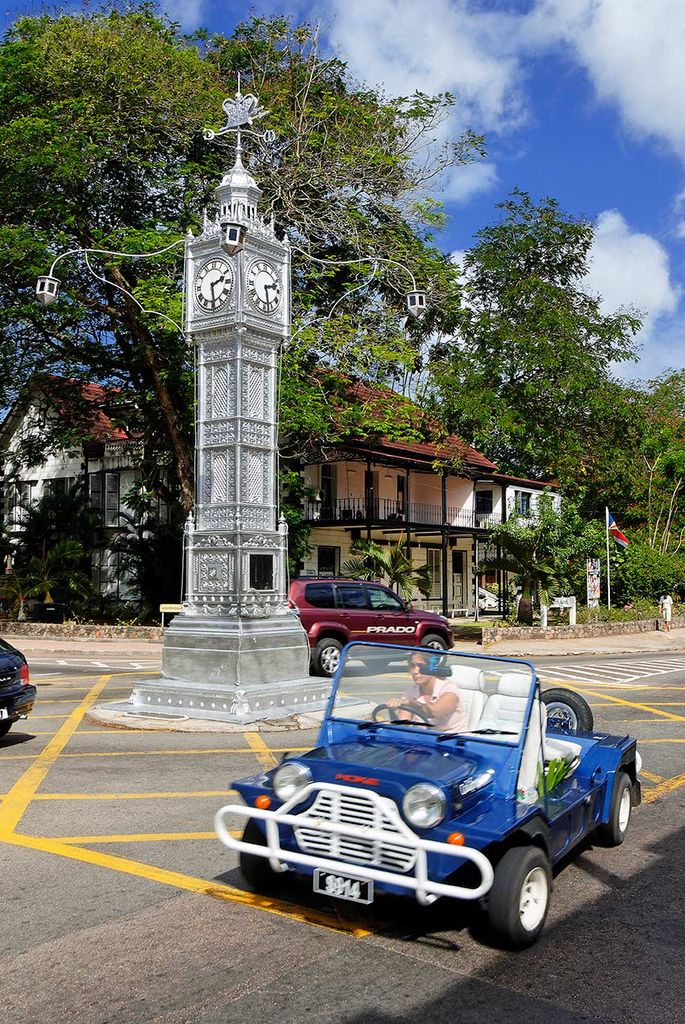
[35,238,187,332]
[289,244,428,319]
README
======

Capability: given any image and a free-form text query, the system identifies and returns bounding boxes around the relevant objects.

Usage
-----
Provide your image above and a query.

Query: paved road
[1,657,684,1023]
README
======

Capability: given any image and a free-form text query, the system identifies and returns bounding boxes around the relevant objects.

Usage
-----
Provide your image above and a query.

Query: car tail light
[19,662,30,687]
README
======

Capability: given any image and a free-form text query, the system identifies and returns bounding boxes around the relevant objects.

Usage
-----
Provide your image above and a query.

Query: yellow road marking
[0,745,309,762]
[640,769,666,783]
[3,830,372,937]
[590,702,685,707]
[32,789,238,801]
[55,830,225,844]
[622,718,685,723]
[34,699,82,704]
[637,738,685,743]
[563,686,685,722]
[0,675,111,835]
[35,670,158,684]
[246,733,279,767]
[544,681,685,692]
[642,771,685,804]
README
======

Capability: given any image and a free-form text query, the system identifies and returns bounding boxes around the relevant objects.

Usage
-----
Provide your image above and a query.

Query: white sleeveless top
[402,679,469,733]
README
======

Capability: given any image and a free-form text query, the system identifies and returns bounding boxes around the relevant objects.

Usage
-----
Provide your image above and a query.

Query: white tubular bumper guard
[214,782,494,906]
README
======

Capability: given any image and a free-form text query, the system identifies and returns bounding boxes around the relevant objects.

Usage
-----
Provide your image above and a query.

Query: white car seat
[475,673,531,736]
[449,666,487,730]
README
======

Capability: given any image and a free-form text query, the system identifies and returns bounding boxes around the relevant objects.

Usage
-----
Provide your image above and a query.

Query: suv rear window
[304,583,335,608]
[336,585,370,610]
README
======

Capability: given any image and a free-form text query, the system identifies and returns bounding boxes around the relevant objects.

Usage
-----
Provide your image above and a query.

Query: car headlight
[272,762,312,801]
[402,783,446,829]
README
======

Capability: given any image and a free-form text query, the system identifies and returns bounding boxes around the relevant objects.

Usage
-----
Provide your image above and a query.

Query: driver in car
[388,655,469,732]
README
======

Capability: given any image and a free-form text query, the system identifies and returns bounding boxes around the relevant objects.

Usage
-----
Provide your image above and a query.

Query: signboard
[552,597,575,609]
[586,559,601,608]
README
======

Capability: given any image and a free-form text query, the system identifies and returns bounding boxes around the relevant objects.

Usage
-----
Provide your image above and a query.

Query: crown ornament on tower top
[203,79,275,151]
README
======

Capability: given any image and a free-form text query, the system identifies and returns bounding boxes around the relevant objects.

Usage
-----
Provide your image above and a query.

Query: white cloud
[326,0,525,133]
[584,210,681,376]
[442,161,499,202]
[164,1,206,30]
[320,0,530,202]
[528,0,685,161]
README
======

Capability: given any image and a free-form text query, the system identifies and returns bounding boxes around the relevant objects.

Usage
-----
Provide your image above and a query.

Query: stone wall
[480,617,683,645]
[0,622,163,641]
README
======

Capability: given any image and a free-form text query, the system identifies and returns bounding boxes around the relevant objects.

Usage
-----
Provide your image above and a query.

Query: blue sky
[3,1,684,382]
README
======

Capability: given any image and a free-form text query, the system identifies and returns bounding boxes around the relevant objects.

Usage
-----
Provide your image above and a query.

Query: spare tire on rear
[542,687,593,734]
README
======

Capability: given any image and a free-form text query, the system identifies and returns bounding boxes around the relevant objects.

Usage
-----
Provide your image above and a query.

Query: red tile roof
[329,376,498,472]
[40,376,132,442]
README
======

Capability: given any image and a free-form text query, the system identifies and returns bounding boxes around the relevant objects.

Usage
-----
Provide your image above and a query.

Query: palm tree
[5,540,94,619]
[478,535,558,625]
[341,539,432,600]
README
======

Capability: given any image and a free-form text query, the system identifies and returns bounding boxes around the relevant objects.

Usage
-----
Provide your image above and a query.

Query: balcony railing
[304,498,502,530]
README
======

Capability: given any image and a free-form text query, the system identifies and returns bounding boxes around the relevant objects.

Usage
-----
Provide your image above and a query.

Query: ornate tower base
[123,610,328,725]
[126,604,330,723]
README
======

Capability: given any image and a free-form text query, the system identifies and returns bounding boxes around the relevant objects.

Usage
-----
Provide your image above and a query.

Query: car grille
[293,789,416,872]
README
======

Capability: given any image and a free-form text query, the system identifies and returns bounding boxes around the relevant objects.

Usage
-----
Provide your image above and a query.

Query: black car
[0,638,36,738]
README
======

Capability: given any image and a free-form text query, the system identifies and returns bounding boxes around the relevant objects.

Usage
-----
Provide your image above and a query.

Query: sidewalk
[481,629,685,658]
[10,627,685,660]
[10,636,162,658]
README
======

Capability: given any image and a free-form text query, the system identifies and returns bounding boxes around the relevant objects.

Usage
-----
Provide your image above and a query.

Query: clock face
[194,258,234,312]
[247,259,281,314]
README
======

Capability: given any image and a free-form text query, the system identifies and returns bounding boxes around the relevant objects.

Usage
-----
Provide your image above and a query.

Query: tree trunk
[517,592,534,625]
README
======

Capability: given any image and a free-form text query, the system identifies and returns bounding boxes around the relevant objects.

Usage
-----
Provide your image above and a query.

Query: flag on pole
[608,512,629,548]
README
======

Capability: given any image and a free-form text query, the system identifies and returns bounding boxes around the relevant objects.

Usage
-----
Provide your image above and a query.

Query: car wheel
[596,771,632,847]
[421,633,449,651]
[314,637,343,677]
[239,819,286,894]
[542,688,593,733]
[0,721,12,738]
[486,846,551,949]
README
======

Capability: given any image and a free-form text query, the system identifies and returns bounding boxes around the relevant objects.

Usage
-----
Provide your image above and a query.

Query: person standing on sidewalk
[659,592,673,632]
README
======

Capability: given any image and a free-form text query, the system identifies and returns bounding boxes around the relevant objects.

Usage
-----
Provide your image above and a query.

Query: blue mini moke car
[216,642,641,949]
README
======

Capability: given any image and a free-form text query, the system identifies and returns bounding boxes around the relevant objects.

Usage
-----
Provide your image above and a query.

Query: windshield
[331,643,535,744]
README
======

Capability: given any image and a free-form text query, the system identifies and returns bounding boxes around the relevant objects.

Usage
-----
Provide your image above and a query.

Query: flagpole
[605,507,611,610]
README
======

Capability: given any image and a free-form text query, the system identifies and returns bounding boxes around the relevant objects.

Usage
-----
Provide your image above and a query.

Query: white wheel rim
[618,787,631,832]
[321,646,340,674]
[519,866,548,931]
[545,701,578,733]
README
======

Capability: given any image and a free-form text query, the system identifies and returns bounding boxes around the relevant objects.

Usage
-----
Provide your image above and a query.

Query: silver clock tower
[128,91,325,723]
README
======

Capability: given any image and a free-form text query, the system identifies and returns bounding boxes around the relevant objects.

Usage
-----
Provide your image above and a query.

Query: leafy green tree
[112,509,183,615]
[9,483,102,567]
[5,539,94,618]
[610,542,685,604]
[427,191,642,481]
[341,539,432,600]
[0,8,483,511]
[480,493,601,623]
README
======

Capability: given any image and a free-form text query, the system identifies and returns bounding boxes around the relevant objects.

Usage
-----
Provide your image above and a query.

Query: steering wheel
[372,703,433,725]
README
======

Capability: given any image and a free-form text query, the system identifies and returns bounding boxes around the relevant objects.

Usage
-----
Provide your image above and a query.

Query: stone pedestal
[122,609,329,724]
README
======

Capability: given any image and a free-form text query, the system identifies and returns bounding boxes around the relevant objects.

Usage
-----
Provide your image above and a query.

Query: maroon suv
[288,577,454,677]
